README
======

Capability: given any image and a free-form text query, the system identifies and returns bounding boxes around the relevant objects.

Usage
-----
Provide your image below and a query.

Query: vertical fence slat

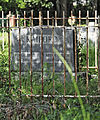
[17,12,19,27]
[79,10,81,71]
[30,18,33,97]
[31,10,33,27]
[52,17,55,95]
[39,11,44,97]
[63,11,65,26]
[6,13,8,47]
[8,16,11,90]
[63,27,66,96]
[79,11,81,25]
[74,28,77,96]
[30,10,33,96]
[2,11,4,50]
[39,11,42,26]
[9,11,11,27]
[95,10,98,70]
[98,16,100,92]
[86,11,89,95]
[47,11,49,26]
[41,29,43,97]
[18,17,21,95]
[41,29,43,98]
[71,11,73,27]
[63,11,66,96]
[55,11,57,26]
[24,11,26,27]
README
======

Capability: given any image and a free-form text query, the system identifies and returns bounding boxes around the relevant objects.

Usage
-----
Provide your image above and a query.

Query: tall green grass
[53,47,90,120]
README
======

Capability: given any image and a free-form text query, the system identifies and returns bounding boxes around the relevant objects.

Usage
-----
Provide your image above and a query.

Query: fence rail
[0,10,100,98]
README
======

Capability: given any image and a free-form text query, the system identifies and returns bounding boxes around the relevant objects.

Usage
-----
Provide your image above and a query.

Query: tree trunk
[97,0,100,15]
[95,0,97,9]
[56,0,67,17]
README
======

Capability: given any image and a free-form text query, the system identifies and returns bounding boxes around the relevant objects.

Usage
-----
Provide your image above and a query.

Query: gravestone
[11,27,74,73]
[77,23,99,45]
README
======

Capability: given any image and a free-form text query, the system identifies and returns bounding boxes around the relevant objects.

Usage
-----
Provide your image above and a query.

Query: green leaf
[0,6,2,11]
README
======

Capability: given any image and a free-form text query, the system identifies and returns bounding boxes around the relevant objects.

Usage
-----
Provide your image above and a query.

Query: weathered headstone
[77,24,99,45]
[11,27,74,73]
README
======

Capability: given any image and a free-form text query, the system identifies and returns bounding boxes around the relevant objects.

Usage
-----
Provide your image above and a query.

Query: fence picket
[18,17,21,96]
[2,11,4,50]
[95,10,98,70]
[98,16,100,92]
[86,11,89,95]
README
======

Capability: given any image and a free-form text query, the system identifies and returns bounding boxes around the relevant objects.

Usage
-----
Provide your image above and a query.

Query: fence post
[79,10,81,71]
[18,16,21,96]
[63,11,66,97]
[8,16,11,91]
[98,16,100,92]
[30,17,33,98]
[24,11,26,27]
[52,17,55,96]
[2,11,4,50]
[31,10,33,27]
[39,11,44,98]
[95,10,98,70]
[55,11,57,26]
[74,27,77,96]
[86,11,89,95]
[47,11,49,26]
[39,11,42,26]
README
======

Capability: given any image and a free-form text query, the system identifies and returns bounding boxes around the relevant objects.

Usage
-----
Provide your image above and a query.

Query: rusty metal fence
[0,10,100,98]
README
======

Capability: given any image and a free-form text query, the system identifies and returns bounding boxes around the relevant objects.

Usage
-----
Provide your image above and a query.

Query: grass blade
[53,47,86,120]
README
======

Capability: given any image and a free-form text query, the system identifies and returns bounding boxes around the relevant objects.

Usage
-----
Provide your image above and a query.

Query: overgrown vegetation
[0,0,100,118]
[0,41,100,119]
[79,40,95,68]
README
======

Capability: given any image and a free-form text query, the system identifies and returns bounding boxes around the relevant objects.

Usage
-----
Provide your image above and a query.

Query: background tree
[0,0,100,16]
[97,0,100,15]
[56,0,67,17]
[0,0,53,14]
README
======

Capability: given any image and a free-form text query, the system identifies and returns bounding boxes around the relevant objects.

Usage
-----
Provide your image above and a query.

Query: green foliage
[0,0,53,13]
[53,47,100,120]
[0,34,100,119]
[0,32,8,48]
[80,40,95,68]
[0,6,2,11]
[53,47,87,120]
[0,45,8,79]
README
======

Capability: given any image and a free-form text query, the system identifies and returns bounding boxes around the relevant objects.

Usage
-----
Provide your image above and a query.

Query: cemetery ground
[0,33,100,120]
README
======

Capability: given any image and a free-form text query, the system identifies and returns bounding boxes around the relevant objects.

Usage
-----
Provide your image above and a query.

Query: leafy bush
[0,45,8,79]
